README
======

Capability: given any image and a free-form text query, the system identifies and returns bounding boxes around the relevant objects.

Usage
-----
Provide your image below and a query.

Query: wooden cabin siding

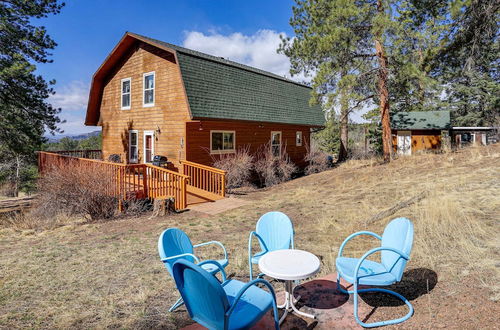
[99,42,190,168]
[392,129,442,153]
[411,130,441,151]
[185,120,311,168]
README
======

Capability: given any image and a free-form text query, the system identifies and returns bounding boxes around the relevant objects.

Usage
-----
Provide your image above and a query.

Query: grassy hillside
[1,145,498,328]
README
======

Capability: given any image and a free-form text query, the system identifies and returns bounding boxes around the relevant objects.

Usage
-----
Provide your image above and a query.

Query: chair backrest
[256,211,294,252]
[158,228,195,276]
[173,260,229,329]
[381,217,414,281]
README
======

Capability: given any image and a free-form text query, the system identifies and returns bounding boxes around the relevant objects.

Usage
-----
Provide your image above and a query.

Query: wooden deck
[38,151,226,211]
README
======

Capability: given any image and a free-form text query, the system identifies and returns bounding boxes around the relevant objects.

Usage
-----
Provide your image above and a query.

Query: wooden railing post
[142,165,148,199]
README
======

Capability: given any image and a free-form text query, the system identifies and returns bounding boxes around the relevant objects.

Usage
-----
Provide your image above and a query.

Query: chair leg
[249,258,253,281]
[168,296,184,312]
[352,281,414,328]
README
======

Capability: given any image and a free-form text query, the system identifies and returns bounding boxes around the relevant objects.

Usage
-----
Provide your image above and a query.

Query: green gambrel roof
[134,34,325,126]
[391,111,451,130]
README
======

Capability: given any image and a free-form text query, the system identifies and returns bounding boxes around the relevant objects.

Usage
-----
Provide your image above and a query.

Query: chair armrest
[225,278,278,321]
[354,246,409,280]
[193,240,228,261]
[338,231,382,258]
[161,253,200,264]
[198,260,227,282]
[248,231,269,257]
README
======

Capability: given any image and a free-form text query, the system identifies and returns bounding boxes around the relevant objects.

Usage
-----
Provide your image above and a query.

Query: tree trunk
[338,90,349,162]
[13,155,20,197]
[375,0,393,162]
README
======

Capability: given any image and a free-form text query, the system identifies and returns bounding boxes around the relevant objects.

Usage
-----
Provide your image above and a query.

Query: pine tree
[280,0,436,162]
[0,0,65,155]
[0,0,64,196]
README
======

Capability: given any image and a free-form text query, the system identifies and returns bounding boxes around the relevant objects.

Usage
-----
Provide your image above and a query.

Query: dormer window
[143,72,155,107]
[121,78,131,110]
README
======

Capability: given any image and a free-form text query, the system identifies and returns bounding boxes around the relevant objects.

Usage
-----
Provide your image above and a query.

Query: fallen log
[365,191,428,225]
[0,196,36,214]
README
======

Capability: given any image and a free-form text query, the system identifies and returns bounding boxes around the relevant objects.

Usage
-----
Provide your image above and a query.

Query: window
[129,130,138,163]
[143,131,154,163]
[271,131,282,157]
[210,131,235,154]
[121,78,131,110]
[296,131,303,146]
[143,72,155,106]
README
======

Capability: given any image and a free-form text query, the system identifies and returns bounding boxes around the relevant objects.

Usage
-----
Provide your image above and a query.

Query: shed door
[397,131,411,155]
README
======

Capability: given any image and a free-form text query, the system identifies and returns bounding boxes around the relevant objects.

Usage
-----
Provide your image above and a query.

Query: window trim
[128,130,139,163]
[121,77,131,110]
[210,130,236,154]
[142,71,155,107]
[296,131,303,146]
[143,130,155,164]
[271,131,282,157]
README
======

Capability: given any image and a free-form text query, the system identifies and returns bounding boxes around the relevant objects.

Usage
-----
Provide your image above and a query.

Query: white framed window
[121,78,131,110]
[143,131,154,163]
[210,131,235,154]
[143,71,155,107]
[128,130,138,163]
[296,131,303,146]
[271,131,282,157]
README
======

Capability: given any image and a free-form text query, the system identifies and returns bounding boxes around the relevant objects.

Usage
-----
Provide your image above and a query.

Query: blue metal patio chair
[158,228,228,312]
[336,217,414,327]
[248,211,294,280]
[172,259,280,330]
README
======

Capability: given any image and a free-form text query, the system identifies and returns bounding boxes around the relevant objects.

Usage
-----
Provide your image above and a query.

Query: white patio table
[258,249,320,324]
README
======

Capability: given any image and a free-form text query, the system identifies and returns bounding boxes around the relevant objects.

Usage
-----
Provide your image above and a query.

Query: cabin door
[397,131,411,155]
[143,131,154,163]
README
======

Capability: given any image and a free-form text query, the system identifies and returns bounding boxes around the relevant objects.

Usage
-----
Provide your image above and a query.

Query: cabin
[451,127,499,147]
[85,32,324,171]
[391,111,451,155]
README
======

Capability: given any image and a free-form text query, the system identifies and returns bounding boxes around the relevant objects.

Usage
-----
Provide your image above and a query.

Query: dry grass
[0,145,498,328]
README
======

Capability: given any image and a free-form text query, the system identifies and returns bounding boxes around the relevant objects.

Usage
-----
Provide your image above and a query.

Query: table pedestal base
[278,280,315,324]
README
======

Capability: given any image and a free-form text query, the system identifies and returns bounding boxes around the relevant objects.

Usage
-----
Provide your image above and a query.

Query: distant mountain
[45,130,101,142]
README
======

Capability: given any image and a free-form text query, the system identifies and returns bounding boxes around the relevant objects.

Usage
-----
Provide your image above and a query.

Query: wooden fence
[38,152,189,210]
[181,160,226,197]
[52,149,102,160]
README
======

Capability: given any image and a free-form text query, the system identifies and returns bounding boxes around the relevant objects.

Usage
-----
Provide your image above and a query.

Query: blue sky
[37,1,363,136]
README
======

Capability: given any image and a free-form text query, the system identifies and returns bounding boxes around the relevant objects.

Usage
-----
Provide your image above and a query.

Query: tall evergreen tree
[435,0,500,126]
[0,0,64,196]
[280,0,435,162]
[0,0,64,155]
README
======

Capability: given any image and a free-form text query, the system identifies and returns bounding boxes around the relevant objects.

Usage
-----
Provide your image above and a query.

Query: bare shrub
[304,140,332,175]
[211,146,254,190]
[35,162,118,222]
[255,142,297,187]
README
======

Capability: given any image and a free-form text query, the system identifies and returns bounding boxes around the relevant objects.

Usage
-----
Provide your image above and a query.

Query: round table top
[258,249,320,281]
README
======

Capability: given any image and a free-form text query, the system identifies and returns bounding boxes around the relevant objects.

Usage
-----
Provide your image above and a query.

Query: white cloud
[183,30,307,81]
[49,80,89,111]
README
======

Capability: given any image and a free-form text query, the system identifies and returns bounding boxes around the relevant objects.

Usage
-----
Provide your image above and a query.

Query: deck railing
[52,149,103,160]
[38,152,188,210]
[181,160,226,197]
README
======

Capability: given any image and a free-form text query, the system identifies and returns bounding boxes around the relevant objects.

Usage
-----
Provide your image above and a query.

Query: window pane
[144,90,154,104]
[223,132,234,150]
[212,132,223,150]
[122,80,130,93]
[145,74,154,89]
[130,132,137,145]
[272,132,281,145]
[122,94,130,108]
[130,146,137,159]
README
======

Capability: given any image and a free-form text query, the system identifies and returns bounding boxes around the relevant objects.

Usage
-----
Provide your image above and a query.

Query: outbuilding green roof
[391,111,451,130]
[134,34,325,126]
